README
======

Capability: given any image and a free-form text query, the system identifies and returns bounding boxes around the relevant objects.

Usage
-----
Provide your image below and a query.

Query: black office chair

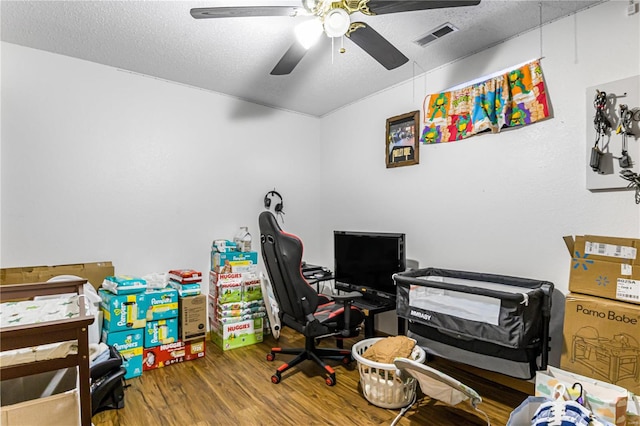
[259,210,364,386]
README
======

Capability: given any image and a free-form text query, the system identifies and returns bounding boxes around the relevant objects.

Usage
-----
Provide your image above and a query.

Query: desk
[351,299,399,338]
[305,274,334,293]
[306,270,403,338]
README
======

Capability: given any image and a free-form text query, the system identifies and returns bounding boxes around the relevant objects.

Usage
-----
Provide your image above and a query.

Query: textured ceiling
[1,0,605,117]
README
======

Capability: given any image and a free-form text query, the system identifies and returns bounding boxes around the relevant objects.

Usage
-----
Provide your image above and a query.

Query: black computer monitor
[333,230,406,301]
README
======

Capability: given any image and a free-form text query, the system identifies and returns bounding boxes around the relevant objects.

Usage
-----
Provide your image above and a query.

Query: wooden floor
[93,329,529,426]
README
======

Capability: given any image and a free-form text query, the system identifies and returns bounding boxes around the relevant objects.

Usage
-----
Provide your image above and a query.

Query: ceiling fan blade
[271,42,308,75]
[367,0,481,15]
[190,6,302,19]
[347,23,408,70]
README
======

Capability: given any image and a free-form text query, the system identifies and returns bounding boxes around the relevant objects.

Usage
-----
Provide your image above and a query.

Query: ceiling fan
[191,1,481,75]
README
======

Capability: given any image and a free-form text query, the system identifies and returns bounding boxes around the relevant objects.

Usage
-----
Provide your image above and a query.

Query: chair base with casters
[258,210,365,386]
[267,292,363,386]
[268,335,354,386]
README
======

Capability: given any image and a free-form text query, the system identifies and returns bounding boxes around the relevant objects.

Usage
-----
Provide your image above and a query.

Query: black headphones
[264,190,284,214]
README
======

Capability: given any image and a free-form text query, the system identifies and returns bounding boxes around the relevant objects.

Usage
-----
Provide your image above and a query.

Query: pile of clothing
[508,384,615,426]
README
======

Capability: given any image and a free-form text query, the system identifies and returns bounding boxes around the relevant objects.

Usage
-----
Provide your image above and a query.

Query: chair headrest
[259,210,280,233]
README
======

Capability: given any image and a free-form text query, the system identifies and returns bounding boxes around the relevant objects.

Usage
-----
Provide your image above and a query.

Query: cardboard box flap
[583,235,638,263]
[563,236,575,256]
[1,262,114,290]
[568,235,639,265]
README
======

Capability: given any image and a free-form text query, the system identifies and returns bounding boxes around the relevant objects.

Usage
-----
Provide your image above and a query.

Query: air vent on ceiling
[413,22,459,47]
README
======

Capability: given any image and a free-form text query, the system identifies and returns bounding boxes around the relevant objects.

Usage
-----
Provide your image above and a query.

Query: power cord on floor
[390,392,417,426]
[476,407,491,426]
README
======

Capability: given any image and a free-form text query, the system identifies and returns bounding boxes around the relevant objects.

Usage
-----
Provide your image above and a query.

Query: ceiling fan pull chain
[331,36,335,64]
[340,35,345,54]
[538,1,544,60]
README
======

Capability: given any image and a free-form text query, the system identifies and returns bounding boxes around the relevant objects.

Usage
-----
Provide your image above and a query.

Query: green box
[215,273,242,304]
[242,276,263,302]
[210,317,263,351]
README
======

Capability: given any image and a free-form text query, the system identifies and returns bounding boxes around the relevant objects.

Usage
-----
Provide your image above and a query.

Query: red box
[142,338,205,371]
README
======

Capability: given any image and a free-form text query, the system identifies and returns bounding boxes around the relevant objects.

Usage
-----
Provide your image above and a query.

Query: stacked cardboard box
[100,275,149,379]
[143,287,179,349]
[165,270,206,342]
[142,269,207,371]
[208,243,266,351]
[178,293,207,342]
[561,235,640,398]
[100,272,208,376]
[142,339,205,370]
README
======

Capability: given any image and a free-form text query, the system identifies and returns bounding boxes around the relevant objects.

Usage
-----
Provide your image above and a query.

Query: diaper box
[211,251,258,273]
[102,275,147,294]
[211,272,243,304]
[144,288,179,320]
[209,317,263,351]
[144,318,179,348]
[100,289,147,332]
[142,338,206,371]
[211,239,237,253]
[217,304,266,318]
[227,261,258,274]
[102,328,144,379]
[209,270,238,285]
[169,281,201,298]
[168,269,203,284]
[242,275,262,302]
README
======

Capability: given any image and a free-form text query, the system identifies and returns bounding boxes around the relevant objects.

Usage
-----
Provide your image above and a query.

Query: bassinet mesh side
[394,268,553,380]
[396,284,545,349]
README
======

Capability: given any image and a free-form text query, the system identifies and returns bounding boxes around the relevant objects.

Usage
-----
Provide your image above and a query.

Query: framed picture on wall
[386,110,420,168]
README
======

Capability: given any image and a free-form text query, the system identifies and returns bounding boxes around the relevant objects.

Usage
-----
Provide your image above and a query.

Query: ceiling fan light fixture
[323,7,350,38]
[295,18,324,49]
[302,0,320,13]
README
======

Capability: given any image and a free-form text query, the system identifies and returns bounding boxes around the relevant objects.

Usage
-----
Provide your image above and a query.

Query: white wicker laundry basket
[351,337,426,409]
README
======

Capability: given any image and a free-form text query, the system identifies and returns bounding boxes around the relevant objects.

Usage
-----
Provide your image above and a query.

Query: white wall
[1,1,638,348]
[1,43,323,281]
[319,0,639,286]
[319,1,639,336]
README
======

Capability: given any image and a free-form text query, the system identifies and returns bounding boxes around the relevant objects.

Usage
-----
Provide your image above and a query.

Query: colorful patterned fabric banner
[420,60,549,144]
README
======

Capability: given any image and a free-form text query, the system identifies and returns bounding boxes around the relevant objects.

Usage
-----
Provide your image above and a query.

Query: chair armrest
[331,291,363,302]
[319,291,363,337]
[323,291,363,302]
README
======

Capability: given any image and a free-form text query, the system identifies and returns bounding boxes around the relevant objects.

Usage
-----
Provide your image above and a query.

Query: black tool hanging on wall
[616,104,634,168]
[590,90,611,174]
[620,169,640,204]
